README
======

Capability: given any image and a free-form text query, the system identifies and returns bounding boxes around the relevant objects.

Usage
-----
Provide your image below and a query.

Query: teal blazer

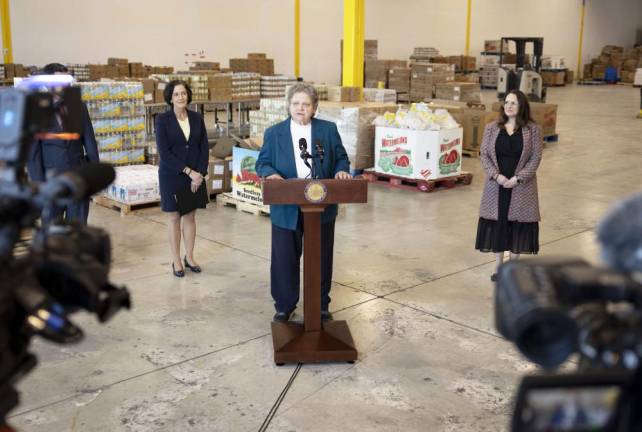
[255,117,350,230]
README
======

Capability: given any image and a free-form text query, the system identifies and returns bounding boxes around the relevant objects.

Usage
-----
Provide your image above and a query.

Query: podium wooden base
[271,321,358,364]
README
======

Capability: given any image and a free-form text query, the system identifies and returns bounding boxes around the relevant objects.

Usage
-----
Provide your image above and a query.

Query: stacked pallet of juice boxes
[81,82,147,166]
[81,82,160,205]
[249,97,289,138]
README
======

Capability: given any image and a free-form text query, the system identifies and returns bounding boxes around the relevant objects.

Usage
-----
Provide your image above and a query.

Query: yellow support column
[342,0,364,87]
[576,0,586,80]
[0,0,13,64]
[464,0,472,56]
[294,0,300,78]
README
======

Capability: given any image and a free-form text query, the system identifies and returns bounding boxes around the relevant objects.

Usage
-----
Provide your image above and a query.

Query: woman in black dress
[155,80,209,277]
[475,90,543,281]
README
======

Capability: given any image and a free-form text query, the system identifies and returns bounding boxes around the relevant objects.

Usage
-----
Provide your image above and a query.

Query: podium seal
[304,181,327,203]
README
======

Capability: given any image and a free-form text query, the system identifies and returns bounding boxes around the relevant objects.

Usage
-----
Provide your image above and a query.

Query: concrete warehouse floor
[8,84,642,431]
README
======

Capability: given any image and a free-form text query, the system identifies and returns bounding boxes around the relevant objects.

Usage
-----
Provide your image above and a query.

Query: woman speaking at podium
[256,83,351,323]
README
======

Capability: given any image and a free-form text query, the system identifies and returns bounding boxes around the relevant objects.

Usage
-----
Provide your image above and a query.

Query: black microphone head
[298,138,307,151]
[55,162,115,200]
[597,192,642,273]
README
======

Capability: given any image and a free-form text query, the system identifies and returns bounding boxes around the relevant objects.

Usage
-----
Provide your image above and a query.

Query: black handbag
[174,181,209,216]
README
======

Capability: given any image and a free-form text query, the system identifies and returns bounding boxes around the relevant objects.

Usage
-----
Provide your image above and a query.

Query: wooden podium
[262,178,368,364]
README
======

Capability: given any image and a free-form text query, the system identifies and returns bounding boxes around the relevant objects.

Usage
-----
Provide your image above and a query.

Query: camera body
[0,76,129,426]
[496,256,642,431]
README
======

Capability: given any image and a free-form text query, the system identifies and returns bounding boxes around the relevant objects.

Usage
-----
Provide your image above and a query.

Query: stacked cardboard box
[313,83,328,101]
[80,82,146,165]
[620,46,642,83]
[409,63,455,102]
[491,101,558,137]
[65,64,90,81]
[584,45,625,80]
[2,63,27,79]
[206,156,233,195]
[362,88,396,103]
[541,56,566,70]
[484,40,501,53]
[388,65,411,95]
[208,73,233,102]
[454,72,480,83]
[410,47,440,62]
[541,70,566,86]
[327,86,363,102]
[232,72,261,100]
[365,40,378,60]
[128,62,146,78]
[434,82,482,103]
[260,75,297,98]
[230,53,274,76]
[190,61,220,73]
[249,98,289,137]
[316,101,396,169]
[447,55,476,71]
[479,64,499,88]
[364,59,407,88]
[0,65,4,79]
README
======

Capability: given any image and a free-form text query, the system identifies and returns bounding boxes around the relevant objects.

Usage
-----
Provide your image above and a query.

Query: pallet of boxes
[620,46,642,84]
[316,86,396,171]
[583,45,624,82]
[363,104,472,192]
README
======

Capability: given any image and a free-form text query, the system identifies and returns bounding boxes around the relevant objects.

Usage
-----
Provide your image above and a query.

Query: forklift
[497,37,547,102]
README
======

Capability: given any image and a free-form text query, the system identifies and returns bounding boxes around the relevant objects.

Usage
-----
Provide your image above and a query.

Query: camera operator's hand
[495,174,508,185]
[503,176,518,189]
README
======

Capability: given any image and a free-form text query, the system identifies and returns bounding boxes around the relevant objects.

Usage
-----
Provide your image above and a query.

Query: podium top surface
[262,178,368,206]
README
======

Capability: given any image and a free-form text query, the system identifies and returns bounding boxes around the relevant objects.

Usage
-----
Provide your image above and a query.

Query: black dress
[475,128,539,254]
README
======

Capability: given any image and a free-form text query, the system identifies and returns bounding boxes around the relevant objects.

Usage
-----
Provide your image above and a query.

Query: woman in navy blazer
[256,83,351,322]
[155,80,209,277]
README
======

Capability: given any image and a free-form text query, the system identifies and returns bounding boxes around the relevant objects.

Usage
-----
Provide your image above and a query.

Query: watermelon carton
[232,146,264,206]
[374,126,463,180]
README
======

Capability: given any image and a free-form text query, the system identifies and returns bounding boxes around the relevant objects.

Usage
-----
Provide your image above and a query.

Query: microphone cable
[257,362,302,432]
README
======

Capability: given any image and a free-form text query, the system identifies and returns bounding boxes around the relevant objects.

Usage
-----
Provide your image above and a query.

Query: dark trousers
[43,198,90,225]
[270,218,335,313]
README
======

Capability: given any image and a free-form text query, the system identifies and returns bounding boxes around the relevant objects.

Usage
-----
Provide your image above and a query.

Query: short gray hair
[286,82,318,109]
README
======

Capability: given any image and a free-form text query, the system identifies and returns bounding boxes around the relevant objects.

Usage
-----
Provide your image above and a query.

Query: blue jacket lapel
[278,118,296,178]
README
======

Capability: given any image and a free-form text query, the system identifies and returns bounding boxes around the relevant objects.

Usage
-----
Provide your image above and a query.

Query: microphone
[39,162,116,201]
[298,138,312,170]
[596,191,642,274]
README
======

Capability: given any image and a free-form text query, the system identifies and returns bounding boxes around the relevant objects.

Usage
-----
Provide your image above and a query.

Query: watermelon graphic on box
[232,147,264,206]
[378,147,413,176]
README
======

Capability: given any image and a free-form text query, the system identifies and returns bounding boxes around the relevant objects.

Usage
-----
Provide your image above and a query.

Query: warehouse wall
[1,0,640,83]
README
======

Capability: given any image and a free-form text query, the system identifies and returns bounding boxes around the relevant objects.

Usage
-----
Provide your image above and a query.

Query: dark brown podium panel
[262,178,368,364]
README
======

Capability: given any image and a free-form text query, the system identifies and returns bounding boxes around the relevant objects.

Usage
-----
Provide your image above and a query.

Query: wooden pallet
[577,80,608,86]
[462,149,480,158]
[362,170,473,193]
[93,195,160,216]
[217,193,270,216]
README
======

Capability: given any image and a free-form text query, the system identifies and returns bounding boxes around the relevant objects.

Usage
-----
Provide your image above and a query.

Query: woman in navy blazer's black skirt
[155,80,209,277]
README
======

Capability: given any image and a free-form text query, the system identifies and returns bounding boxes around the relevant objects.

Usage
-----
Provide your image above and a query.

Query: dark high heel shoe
[184,256,202,273]
[172,263,185,278]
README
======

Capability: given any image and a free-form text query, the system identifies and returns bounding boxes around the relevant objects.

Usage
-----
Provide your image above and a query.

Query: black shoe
[184,256,202,273]
[273,311,292,322]
[321,310,333,321]
[490,273,498,282]
[172,263,185,278]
